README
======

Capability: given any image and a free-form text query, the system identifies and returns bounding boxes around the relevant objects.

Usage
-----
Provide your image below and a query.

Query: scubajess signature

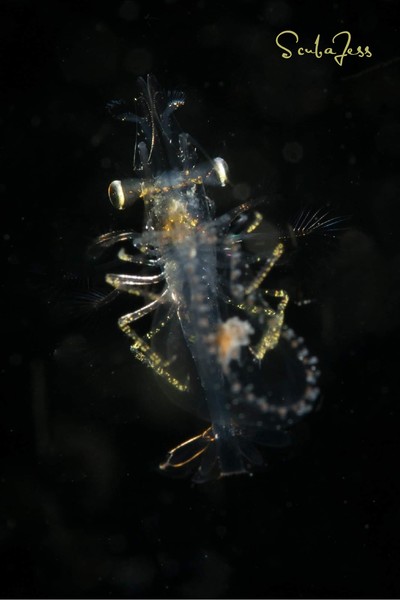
[276,30,372,66]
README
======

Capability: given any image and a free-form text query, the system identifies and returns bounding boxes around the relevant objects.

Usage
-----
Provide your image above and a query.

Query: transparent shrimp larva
[93,75,320,483]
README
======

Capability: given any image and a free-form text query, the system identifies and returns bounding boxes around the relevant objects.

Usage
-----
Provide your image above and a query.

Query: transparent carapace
[92,75,320,483]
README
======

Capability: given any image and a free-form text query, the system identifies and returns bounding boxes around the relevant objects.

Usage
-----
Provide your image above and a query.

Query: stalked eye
[201,157,229,188]
[212,157,229,187]
[108,180,124,209]
[108,179,143,210]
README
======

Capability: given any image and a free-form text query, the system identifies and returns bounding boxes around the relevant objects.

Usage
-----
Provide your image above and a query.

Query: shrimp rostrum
[93,76,320,483]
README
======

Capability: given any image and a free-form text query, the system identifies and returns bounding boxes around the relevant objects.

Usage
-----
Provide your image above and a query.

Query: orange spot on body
[215,317,254,374]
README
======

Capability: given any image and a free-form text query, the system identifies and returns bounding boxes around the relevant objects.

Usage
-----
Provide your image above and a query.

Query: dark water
[2,0,400,597]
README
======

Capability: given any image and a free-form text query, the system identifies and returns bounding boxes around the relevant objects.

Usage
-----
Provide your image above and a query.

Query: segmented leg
[118,247,160,266]
[217,198,265,231]
[106,272,165,289]
[106,262,186,390]
[223,236,289,361]
[249,288,289,360]
[223,287,289,361]
[145,310,173,341]
[91,230,142,251]
[118,290,189,392]
[244,242,284,295]
[160,427,214,470]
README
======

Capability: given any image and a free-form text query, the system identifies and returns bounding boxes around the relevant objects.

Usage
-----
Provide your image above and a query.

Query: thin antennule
[143,77,156,163]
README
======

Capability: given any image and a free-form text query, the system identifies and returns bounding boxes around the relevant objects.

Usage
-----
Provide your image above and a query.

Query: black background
[2,0,400,598]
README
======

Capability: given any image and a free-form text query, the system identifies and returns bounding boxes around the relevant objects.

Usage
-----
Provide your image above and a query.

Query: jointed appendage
[111,287,189,393]
[160,427,214,470]
[220,208,289,363]
[249,287,289,360]
[225,214,289,362]
[244,242,284,295]
[117,247,160,266]
[106,272,165,289]
[104,247,190,392]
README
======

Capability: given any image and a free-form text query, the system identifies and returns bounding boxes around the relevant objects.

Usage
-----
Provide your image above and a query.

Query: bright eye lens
[108,179,142,210]
[213,157,229,186]
[108,180,125,210]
